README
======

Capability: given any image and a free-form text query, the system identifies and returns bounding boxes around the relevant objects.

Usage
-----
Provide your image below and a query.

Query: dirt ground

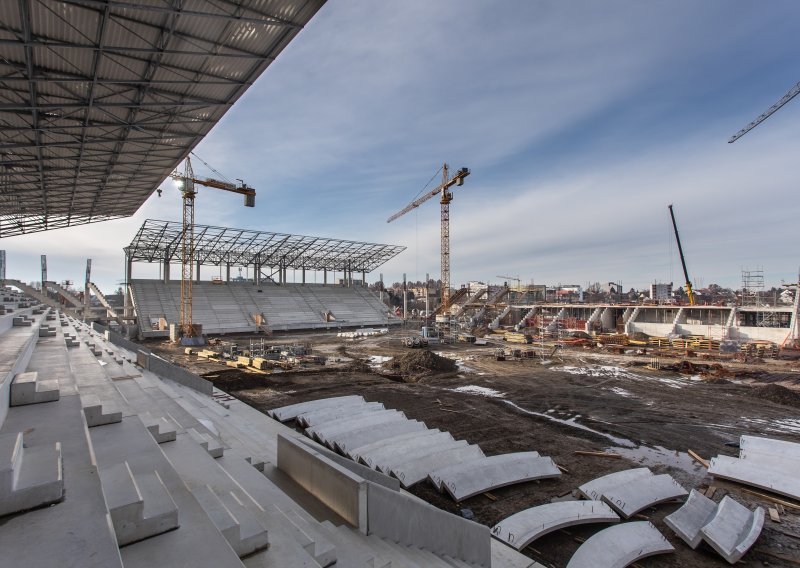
[147,329,800,567]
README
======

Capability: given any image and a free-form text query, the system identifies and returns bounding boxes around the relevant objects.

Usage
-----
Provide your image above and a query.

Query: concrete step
[99,461,179,546]
[320,521,384,568]
[187,428,224,458]
[82,394,123,428]
[10,371,60,406]
[141,412,177,444]
[285,508,337,567]
[0,433,64,516]
[192,484,269,557]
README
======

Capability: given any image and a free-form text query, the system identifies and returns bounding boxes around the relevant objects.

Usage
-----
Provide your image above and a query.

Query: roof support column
[323,268,327,286]
[301,267,305,285]
[195,259,201,283]
[163,255,170,283]
[226,263,230,283]
[362,270,366,287]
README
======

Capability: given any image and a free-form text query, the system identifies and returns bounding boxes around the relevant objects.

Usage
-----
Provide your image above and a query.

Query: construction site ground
[148,328,800,568]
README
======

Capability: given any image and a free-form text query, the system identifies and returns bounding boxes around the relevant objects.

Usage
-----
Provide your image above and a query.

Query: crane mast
[668,204,695,306]
[170,156,256,339]
[387,163,470,313]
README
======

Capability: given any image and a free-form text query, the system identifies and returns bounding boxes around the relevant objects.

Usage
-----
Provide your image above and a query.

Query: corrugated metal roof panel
[0,0,326,237]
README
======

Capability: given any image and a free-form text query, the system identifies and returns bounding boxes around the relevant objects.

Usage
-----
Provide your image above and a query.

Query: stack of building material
[578,467,688,518]
[708,435,800,501]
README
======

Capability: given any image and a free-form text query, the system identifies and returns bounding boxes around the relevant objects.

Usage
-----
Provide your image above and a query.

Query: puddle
[608,444,705,476]
[450,385,506,398]
[503,400,635,447]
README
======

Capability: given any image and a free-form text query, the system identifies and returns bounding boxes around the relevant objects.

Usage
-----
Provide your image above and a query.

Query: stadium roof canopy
[125,219,407,272]
[0,0,325,237]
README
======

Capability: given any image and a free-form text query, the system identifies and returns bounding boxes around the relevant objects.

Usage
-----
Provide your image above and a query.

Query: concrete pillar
[361,270,366,286]
[302,267,306,285]
[323,268,327,286]
[195,259,201,283]
[163,258,170,283]
[425,272,430,318]
[255,262,260,286]
[226,263,231,283]
[124,256,132,314]
[379,272,384,302]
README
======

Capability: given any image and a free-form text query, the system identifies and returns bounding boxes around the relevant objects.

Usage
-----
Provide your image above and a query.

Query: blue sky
[5,0,800,292]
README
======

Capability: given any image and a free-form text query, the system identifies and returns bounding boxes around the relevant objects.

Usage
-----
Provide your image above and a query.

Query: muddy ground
[147,330,800,567]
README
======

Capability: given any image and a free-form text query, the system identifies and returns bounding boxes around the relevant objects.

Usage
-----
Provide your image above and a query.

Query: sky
[4,0,800,293]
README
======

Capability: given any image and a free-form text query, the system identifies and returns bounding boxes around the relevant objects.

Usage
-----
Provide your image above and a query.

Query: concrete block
[435,452,561,502]
[38,326,56,337]
[600,473,688,518]
[141,413,177,444]
[99,461,179,546]
[82,395,123,428]
[491,500,619,550]
[0,432,64,516]
[664,489,718,548]
[700,496,764,564]
[577,467,653,500]
[268,395,365,422]
[277,434,367,532]
[10,371,60,406]
[12,317,31,327]
[187,428,223,458]
[566,521,674,568]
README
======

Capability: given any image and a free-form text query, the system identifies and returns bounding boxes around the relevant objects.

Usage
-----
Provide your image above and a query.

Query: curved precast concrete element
[664,489,718,548]
[297,401,384,428]
[438,453,561,502]
[268,395,364,422]
[378,438,469,474]
[349,429,442,462]
[566,521,674,568]
[491,500,619,550]
[308,411,406,446]
[601,473,688,518]
[361,431,453,469]
[428,453,538,491]
[304,408,401,441]
[392,444,485,489]
[333,419,427,455]
[577,467,653,501]
[740,435,800,460]
[708,455,800,500]
[700,496,764,564]
[739,448,800,471]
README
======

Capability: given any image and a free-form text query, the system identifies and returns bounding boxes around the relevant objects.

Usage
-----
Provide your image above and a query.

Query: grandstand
[125,220,405,337]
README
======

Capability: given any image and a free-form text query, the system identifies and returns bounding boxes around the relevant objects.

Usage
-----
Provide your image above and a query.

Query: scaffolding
[741,268,765,307]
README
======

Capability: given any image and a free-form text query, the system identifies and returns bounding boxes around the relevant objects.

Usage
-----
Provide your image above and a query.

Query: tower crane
[387,164,470,312]
[668,204,695,306]
[729,80,800,143]
[169,156,255,339]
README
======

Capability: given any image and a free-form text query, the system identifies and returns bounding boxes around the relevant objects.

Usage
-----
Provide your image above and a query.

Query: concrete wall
[628,322,674,337]
[0,311,39,427]
[277,434,367,532]
[296,437,400,491]
[366,482,491,567]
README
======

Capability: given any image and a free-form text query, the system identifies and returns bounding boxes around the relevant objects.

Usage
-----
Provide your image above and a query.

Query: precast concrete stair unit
[10,370,60,406]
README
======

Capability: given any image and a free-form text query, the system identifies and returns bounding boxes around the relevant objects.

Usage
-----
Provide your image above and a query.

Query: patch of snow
[451,385,506,398]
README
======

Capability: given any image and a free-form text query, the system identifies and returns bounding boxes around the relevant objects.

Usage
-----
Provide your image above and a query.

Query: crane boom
[386,167,470,223]
[387,164,470,312]
[668,204,695,306]
[729,80,800,143]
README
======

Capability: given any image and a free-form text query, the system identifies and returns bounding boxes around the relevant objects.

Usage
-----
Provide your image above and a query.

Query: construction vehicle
[170,156,255,341]
[667,204,695,306]
[387,164,470,313]
[401,336,428,348]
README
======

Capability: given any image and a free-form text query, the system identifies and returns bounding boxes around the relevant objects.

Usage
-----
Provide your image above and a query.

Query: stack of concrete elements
[566,521,675,567]
[708,435,800,501]
[577,467,688,518]
[130,279,393,337]
[665,489,764,563]
[0,308,538,567]
[269,397,562,499]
